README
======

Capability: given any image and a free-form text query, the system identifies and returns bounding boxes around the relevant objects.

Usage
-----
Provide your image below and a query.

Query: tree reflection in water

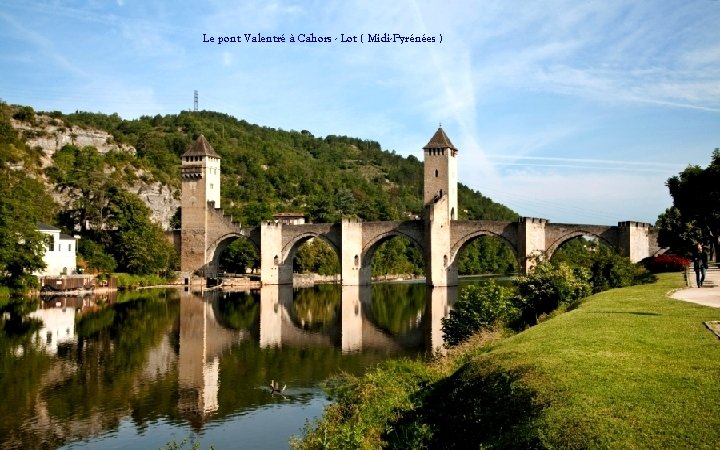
[0,282,463,449]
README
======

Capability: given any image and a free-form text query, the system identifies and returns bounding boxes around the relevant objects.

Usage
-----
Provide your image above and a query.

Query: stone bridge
[177,132,660,287]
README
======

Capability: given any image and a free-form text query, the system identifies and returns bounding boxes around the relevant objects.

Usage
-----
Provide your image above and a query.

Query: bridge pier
[425,195,458,286]
[260,221,294,285]
[341,219,369,285]
[518,217,548,274]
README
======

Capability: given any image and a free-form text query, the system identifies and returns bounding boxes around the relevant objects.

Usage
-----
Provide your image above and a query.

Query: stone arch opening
[362,232,425,281]
[450,231,519,277]
[546,231,616,261]
[208,234,260,277]
[285,234,341,277]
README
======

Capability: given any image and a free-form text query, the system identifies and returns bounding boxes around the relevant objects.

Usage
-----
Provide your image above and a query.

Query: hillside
[9,107,517,226]
[1,102,519,278]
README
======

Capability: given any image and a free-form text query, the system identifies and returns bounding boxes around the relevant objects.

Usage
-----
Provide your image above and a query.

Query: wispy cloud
[0,11,87,78]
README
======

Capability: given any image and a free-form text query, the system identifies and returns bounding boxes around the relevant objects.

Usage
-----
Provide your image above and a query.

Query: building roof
[423,127,457,150]
[37,222,61,231]
[182,134,221,158]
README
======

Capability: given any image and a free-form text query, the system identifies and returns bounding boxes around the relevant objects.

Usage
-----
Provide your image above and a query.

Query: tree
[48,144,117,233]
[658,149,720,259]
[78,239,117,274]
[0,170,56,289]
[106,188,177,275]
[294,238,339,275]
[219,238,259,274]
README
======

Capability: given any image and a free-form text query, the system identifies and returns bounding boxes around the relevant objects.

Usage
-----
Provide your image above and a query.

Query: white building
[36,223,78,276]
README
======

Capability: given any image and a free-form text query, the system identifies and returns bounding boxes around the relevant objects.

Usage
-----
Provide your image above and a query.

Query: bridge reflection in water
[176,283,457,419]
[10,283,459,447]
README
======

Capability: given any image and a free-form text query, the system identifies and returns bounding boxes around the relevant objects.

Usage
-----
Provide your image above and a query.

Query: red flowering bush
[641,254,690,273]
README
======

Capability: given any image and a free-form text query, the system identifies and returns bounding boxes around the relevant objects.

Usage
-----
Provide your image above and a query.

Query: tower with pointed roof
[182,134,221,208]
[181,135,221,275]
[423,126,458,220]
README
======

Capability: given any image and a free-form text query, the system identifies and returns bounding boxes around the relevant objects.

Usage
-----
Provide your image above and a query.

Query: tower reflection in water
[176,283,456,420]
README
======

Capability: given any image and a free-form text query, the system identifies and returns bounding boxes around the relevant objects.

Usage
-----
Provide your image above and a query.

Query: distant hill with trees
[1,102,519,284]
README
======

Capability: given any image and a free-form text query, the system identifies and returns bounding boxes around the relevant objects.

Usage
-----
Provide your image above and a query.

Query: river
[0,279,496,449]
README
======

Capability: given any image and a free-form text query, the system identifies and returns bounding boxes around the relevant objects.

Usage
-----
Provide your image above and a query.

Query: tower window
[435,169,439,177]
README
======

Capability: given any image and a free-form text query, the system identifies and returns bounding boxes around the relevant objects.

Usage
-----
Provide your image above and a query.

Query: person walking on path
[693,243,709,288]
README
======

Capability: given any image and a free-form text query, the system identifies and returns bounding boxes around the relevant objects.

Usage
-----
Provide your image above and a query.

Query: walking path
[669,267,720,308]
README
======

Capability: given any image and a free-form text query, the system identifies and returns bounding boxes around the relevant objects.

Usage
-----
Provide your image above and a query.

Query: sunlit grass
[482,272,720,448]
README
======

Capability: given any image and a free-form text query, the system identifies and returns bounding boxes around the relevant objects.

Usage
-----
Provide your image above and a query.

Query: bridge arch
[280,232,341,270]
[206,232,260,276]
[448,230,520,276]
[360,230,426,274]
[545,230,616,260]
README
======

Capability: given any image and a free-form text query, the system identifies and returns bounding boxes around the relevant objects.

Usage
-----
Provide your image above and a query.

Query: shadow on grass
[383,360,547,449]
[587,311,660,316]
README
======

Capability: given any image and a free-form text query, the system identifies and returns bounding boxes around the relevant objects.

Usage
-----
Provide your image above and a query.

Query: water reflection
[0,283,460,449]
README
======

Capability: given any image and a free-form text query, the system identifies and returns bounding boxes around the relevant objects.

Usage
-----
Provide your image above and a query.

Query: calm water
[0,281,482,450]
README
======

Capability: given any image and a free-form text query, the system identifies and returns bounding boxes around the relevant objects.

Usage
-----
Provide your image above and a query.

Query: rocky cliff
[11,115,179,230]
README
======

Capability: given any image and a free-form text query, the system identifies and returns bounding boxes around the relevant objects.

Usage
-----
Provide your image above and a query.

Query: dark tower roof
[423,127,456,150]
[182,134,221,158]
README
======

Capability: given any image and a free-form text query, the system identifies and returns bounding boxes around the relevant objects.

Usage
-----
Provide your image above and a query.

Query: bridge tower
[424,127,459,286]
[180,135,222,276]
[423,126,458,220]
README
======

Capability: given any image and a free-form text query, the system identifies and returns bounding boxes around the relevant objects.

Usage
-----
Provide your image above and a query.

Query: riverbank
[293,272,720,449]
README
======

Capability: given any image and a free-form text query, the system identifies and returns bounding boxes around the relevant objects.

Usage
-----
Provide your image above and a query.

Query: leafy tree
[552,237,637,292]
[457,236,518,275]
[219,238,259,274]
[371,237,423,277]
[106,188,177,275]
[78,238,117,273]
[47,144,117,233]
[658,149,720,259]
[0,172,56,289]
[294,238,340,275]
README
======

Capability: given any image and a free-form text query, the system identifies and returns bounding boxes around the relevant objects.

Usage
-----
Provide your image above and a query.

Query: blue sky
[1,1,719,225]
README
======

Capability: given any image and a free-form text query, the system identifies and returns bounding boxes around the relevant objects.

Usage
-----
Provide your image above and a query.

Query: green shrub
[441,281,518,346]
[293,359,436,450]
[114,272,174,289]
[514,262,591,325]
[586,246,637,292]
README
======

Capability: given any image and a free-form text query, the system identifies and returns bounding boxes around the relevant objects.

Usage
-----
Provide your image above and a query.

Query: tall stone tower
[180,135,221,275]
[424,127,459,287]
[423,126,458,220]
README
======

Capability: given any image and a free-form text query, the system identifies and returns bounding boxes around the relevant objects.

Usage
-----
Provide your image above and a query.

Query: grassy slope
[484,272,720,448]
[296,273,720,449]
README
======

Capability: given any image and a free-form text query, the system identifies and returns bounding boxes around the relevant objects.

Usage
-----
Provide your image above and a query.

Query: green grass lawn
[485,273,720,449]
[296,273,720,449]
